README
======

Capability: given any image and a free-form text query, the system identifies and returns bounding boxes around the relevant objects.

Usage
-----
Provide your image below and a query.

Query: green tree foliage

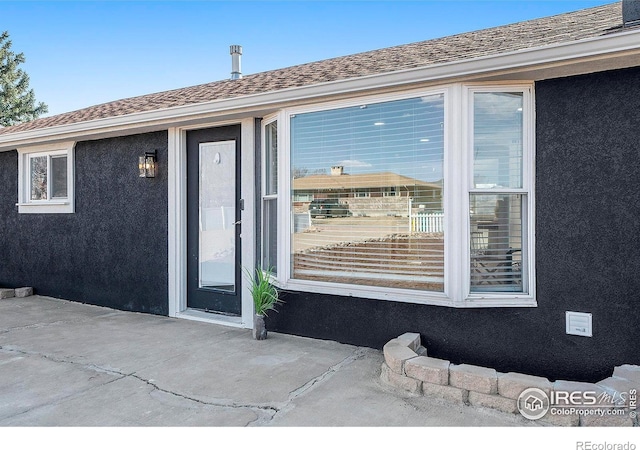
[0,31,48,127]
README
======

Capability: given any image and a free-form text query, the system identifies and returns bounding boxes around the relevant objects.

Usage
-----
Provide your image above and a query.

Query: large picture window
[263,84,534,307]
[290,94,445,292]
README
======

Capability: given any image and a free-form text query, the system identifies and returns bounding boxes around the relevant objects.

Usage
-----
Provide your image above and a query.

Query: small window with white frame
[17,141,75,214]
[261,116,278,273]
[466,86,532,300]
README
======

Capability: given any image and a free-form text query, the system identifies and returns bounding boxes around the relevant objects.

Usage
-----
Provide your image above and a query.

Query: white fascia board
[2,28,640,150]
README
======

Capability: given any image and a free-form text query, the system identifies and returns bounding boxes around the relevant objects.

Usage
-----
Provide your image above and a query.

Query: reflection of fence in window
[411,211,444,233]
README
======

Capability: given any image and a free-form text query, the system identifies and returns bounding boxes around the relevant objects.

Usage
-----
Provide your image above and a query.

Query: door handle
[233,220,242,225]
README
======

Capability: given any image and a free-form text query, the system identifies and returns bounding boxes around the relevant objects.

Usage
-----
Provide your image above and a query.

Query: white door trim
[168,119,255,328]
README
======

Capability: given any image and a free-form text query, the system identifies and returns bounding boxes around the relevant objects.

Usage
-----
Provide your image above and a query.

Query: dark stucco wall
[0,131,168,314]
[533,66,640,380]
[268,67,640,382]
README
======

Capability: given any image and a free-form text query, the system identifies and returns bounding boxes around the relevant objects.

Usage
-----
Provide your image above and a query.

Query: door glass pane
[290,94,445,292]
[470,193,524,292]
[473,92,523,189]
[51,156,68,198]
[30,156,48,200]
[199,141,236,292]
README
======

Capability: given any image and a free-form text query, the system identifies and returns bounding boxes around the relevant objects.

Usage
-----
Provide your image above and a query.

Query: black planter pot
[253,314,267,340]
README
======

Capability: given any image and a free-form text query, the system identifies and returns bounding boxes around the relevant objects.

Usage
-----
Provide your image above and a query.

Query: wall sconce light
[139,150,157,178]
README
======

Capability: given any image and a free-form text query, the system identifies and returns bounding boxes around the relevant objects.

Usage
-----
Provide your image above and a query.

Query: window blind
[290,95,445,291]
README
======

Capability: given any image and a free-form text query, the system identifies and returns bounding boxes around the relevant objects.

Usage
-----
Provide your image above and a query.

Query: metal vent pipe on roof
[230,45,242,80]
[623,0,640,27]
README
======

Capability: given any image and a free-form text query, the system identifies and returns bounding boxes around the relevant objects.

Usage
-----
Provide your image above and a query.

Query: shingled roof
[293,172,442,191]
[0,2,624,136]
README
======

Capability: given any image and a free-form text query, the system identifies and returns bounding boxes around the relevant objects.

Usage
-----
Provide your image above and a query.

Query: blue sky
[1,0,613,116]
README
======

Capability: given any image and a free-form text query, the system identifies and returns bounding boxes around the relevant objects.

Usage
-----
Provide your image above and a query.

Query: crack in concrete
[255,347,369,426]
[0,344,368,426]
[0,316,109,334]
[0,345,132,377]
[289,347,368,401]
[0,346,130,424]
[1,344,278,424]
[131,373,280,417]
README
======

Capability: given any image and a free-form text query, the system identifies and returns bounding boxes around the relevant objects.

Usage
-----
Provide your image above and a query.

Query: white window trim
[270,83,535,308]
[17,141,75,214]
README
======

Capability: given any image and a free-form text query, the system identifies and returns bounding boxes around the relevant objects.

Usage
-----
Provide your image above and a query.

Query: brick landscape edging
[0,287,34,299]
[380,332,638,427]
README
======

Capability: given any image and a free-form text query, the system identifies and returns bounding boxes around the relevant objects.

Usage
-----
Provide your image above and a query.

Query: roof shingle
[0,2,623,136]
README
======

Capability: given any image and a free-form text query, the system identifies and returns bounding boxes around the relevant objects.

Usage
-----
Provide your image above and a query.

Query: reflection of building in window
[291,167,445,292]
[293,193,314,202]
[292,168,442,217]
[383,187,399,197]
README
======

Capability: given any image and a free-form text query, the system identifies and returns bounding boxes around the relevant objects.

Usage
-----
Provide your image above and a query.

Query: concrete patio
[0,295,537,426]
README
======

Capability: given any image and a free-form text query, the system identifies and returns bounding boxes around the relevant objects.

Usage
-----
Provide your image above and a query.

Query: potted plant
[244,266,282,340]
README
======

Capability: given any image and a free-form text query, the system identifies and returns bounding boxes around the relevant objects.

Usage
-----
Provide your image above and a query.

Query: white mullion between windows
[446,84,463,305]
[462,83,475,302]
[276,111,286,283]
[279,111,291,286]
